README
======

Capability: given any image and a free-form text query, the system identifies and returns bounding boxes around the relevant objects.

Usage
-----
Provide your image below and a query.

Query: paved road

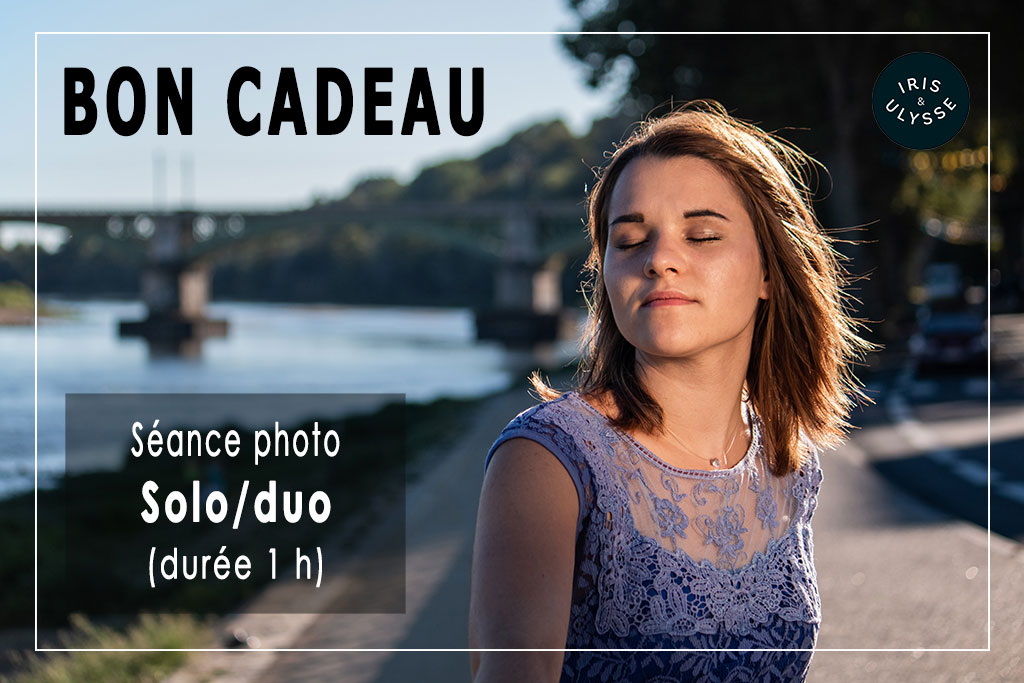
[168,370,1024,682]
[859,360,1024,542]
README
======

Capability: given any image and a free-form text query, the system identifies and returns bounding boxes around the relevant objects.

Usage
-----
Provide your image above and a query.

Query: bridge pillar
[475,210,568,348]
[119,212,227,356]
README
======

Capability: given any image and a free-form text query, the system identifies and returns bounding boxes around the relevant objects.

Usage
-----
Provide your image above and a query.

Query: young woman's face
[602,155,769,362]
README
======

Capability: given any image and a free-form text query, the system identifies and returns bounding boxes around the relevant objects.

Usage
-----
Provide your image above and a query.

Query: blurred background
[0,2,1020,682]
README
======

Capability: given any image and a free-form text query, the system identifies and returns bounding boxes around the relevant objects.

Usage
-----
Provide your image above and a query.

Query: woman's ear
[759,269,770,300]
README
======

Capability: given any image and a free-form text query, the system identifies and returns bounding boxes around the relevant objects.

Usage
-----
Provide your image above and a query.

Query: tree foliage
[559,2,1017,322]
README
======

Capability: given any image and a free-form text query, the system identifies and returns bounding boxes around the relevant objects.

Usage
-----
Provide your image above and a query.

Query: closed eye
[616,236,719,250]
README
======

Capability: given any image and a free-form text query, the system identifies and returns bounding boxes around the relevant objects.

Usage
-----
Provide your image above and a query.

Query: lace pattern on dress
[488,392,822,643]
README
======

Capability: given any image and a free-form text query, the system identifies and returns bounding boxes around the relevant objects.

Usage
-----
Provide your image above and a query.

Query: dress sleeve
[484,405,591,539]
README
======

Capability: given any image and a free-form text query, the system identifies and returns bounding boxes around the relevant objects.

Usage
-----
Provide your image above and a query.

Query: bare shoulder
[483,437,578,510]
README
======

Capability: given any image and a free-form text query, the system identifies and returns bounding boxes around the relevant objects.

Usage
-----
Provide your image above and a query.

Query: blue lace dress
[485,392,823,682]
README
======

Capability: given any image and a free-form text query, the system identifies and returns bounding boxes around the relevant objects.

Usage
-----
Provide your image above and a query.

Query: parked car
[909,311,987,371]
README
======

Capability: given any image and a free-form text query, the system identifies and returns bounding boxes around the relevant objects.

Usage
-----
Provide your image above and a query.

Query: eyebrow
[609,209,730,226]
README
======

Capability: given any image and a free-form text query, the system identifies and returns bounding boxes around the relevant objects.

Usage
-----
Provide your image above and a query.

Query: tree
[561,2,1020,327]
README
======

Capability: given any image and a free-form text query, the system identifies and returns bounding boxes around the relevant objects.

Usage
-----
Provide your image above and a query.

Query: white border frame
[33,30,991,654]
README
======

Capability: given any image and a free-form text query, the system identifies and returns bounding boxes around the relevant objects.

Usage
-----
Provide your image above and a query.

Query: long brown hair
[533,100,876,476]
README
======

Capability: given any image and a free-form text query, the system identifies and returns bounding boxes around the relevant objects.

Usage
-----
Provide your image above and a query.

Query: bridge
[1,200,591,353]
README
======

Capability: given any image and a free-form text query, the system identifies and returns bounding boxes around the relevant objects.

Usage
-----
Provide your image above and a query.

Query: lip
[642,290,697,307]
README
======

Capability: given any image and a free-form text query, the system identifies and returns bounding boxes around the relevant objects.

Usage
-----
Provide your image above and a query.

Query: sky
[1,1,623,211]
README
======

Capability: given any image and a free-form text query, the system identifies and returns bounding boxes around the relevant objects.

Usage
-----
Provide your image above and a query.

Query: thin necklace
[660,411,746,470]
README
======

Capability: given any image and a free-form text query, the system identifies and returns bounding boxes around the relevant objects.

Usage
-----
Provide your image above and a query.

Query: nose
[644,235,684,278]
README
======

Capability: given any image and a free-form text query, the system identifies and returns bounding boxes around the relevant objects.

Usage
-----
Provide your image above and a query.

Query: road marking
[950,460,1000,486]
[928,449,959,466]
[887,390,1008,500]
[887,393,946,455]
[838,437,868,467]
[887,393,914,423]
[996,481,1024,505]
[884,386,1024,521]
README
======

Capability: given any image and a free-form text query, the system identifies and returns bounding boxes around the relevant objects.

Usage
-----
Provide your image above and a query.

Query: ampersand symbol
[917,97,925,106]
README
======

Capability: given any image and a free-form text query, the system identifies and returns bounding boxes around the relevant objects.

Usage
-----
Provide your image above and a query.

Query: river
[0,299,569,499]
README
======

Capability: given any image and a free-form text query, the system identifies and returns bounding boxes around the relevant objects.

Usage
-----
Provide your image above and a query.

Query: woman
[468,100,874,682]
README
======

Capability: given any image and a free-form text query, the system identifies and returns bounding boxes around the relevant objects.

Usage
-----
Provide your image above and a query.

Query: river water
[0,299,560,498]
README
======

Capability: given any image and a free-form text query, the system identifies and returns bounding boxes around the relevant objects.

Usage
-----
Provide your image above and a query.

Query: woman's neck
[634,347,750,463]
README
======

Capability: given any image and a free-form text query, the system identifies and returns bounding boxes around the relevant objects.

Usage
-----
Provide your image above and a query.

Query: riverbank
[0,282,34,325]
[0,309,32,325]
[0,281,67,325]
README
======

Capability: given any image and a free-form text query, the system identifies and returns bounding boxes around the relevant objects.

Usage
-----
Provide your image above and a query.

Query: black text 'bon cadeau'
[63,66,484,137]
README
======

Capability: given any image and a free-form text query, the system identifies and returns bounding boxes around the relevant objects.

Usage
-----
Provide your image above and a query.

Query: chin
[632,334,703,359]
[645,346,702,360]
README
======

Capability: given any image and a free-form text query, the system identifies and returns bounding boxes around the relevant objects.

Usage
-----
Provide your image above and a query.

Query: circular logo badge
[871,52,970,150]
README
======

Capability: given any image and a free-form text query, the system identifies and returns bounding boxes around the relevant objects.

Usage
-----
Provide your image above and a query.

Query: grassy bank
[2,614,214,683]
[0,282,63,324]
[0,281,33,325]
